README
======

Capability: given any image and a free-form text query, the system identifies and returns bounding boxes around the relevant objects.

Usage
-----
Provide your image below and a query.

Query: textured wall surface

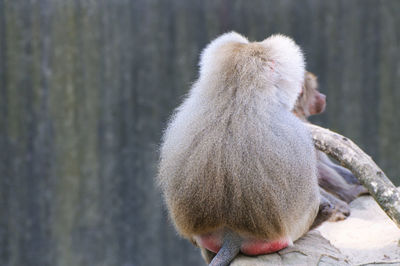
[0,0,399,265]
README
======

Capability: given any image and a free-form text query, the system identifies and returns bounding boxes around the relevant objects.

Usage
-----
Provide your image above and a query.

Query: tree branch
[307,124,400,228]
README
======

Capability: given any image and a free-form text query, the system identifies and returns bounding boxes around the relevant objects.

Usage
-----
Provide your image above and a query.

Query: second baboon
[293,72,368,217]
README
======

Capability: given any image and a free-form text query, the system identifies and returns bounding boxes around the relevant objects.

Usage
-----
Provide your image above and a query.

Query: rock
[317,195,400,265]
[231,195,400,265]
[231,231,348,265]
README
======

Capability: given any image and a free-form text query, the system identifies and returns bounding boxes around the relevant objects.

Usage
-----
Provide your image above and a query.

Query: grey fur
[157,32,320,263]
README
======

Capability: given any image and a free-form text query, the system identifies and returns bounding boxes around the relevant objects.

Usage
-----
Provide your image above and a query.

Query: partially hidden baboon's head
[293,72,326,118]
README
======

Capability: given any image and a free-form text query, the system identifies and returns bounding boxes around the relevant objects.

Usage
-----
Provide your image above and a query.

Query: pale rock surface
[231,230,349,266]
[317,195,400,265]
[231,195,400,265]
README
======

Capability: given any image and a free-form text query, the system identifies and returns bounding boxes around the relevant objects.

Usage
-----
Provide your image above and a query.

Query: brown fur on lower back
[163,110,319,241]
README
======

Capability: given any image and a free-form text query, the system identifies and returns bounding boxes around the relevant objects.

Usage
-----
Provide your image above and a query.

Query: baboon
[158,32,325,266]
[293,72,326,119]
[293,72,368,220]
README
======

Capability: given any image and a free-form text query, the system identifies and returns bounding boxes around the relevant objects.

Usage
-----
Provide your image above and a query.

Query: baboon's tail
[209,233,241,266]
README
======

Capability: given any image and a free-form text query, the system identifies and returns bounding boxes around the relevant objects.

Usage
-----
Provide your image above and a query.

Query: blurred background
[0,0,399,266]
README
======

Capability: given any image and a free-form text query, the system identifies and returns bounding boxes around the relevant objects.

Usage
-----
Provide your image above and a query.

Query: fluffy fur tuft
[199,31,249,78]
[261,34,306,109]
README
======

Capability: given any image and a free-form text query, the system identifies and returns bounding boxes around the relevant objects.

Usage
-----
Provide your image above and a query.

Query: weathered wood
[307,124,400,228]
